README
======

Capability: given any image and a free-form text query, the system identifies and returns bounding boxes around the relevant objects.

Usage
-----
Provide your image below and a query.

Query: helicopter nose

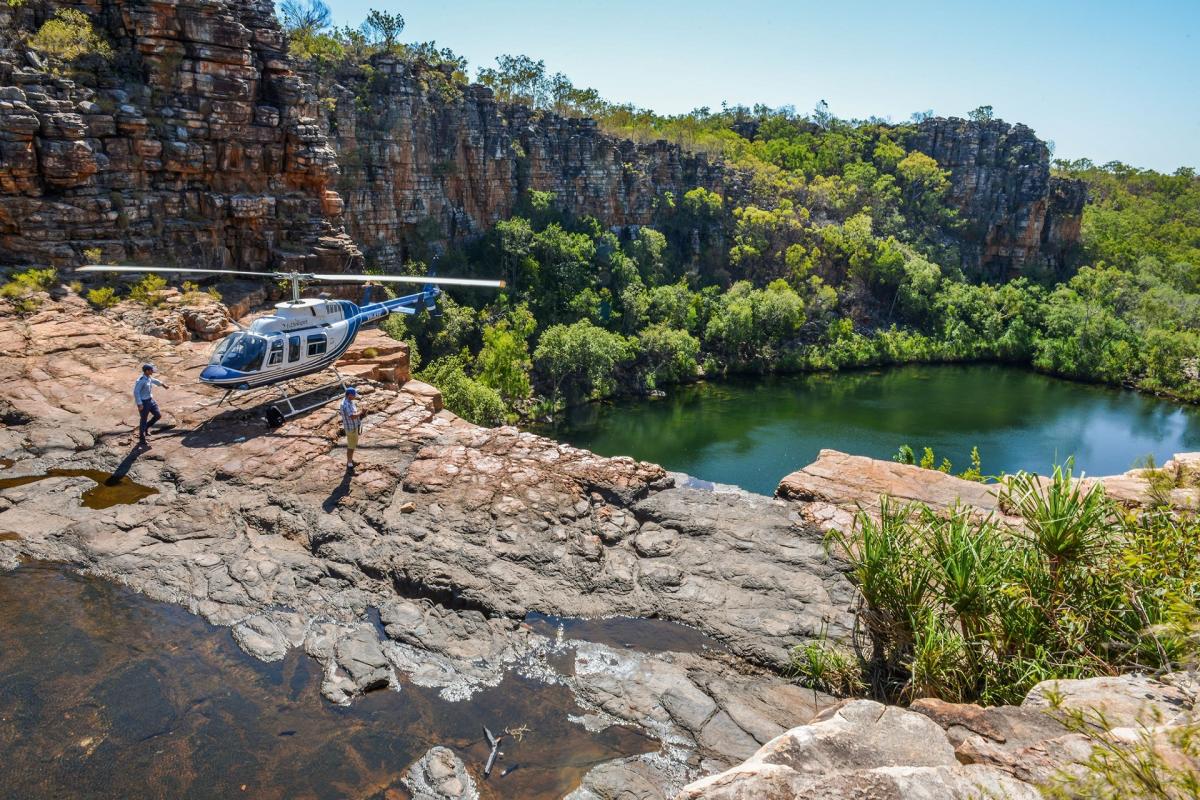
[200,365,230,383]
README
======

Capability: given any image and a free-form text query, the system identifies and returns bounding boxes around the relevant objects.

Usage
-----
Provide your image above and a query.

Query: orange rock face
[0,0,359,270]
[313,61,725,266]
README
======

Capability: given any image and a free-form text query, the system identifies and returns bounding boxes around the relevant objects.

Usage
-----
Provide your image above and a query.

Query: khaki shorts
[346,430,359,450]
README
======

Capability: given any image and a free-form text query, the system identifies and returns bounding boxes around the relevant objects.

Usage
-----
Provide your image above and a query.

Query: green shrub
[86,286,119,309]
[180,280,222,304]
[29,9,112,64]
[3,268,57,292]
[0,268,58,313]
[789,638,865,696]
[827,467,1200,705]
[129,273,167,306]
[82,247,102,264]
[1042,707,1200,799]
[380,314,421,370]
[418,354,507,426]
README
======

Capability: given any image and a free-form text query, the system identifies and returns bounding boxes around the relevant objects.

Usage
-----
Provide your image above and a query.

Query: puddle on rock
[0,458,13,469]
[0,532,20,542]
[525,611,730,656]
[0,564,657,800]
[0,468,157,509]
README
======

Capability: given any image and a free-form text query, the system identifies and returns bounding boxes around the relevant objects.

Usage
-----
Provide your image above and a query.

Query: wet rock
[232,613,290,662]
[402,746,479,800]
[334,625,393,693]
[0,298,850,796]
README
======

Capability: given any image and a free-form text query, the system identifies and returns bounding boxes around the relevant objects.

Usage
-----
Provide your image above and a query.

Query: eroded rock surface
[403,746,479,800]
[779,447,1200,531]
[681,675,1200,799]
[0,296,850,797]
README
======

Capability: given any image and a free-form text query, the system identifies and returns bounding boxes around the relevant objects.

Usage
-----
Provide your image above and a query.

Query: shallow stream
[0,565,657,800]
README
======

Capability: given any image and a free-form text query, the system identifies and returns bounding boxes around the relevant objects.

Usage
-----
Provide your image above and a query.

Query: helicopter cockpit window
[213,333,268,372]
[306,333,328,358]
[267,337,284,366]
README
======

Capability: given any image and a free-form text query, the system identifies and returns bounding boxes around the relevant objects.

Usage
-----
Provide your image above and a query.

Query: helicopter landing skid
[264,370,350,428]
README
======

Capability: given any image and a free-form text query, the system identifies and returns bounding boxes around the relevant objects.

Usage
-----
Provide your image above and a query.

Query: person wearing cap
[133,363,169,446]
[339,386,363,469]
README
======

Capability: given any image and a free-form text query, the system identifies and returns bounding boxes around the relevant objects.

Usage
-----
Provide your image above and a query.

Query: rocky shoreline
[2,296,1197,799]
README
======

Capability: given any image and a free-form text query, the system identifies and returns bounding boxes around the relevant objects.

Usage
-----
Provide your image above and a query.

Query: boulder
[677,700,1040,799]
[402,746,478,800]
[1023,675,1193,728]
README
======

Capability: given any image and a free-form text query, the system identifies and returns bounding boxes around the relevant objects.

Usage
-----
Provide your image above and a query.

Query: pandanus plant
[1001,459,1115,583]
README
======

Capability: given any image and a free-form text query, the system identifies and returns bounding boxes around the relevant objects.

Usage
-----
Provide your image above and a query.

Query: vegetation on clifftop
[275,5,1200,425]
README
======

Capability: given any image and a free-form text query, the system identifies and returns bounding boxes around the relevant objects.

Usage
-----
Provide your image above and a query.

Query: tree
[628,227,668,285]
[418,355,506,425]
[533,320,632,406]
[280,0,332,34]
[638,324,700,387]
[362,9,405,50]
[476,307,535,403]
[967,105,994,123]
[477,54,547,106]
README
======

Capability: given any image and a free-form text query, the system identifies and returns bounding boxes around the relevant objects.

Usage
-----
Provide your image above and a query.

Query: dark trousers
[138,399,161,438]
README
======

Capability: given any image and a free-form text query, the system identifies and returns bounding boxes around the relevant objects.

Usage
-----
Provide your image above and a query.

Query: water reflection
[0,565,655,800]
[536,365,1200,495]
[0,468,157,509]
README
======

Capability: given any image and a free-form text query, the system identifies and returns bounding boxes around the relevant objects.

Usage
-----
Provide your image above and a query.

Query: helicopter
[77,265,504,421]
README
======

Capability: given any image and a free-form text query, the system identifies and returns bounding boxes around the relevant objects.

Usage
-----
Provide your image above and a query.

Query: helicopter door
[288,335,301,363]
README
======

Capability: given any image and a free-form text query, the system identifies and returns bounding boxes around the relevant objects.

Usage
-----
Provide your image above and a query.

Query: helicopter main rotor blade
[307,274,506,288]
[78,265,274,278]
[78,265,505,288]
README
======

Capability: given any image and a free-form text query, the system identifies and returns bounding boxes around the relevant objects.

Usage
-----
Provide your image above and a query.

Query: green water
[537,365,1200,496]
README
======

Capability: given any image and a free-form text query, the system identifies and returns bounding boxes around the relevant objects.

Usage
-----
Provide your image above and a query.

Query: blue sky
[323,0,1198,171]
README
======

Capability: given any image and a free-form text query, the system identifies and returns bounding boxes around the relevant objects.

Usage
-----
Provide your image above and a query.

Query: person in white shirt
[133,363,169,446]
[339,386,363,470]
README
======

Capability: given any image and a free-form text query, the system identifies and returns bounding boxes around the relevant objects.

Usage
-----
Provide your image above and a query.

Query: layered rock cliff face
[0,0,359,270]
[314,57,723,266]
[912,117,1087,279]
[0,3,1081,281]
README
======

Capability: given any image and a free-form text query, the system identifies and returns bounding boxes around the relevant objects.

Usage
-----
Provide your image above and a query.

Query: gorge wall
[314,56,724,267]
[0,0,359,270]
[911,117,1087,279]
[0,1,1083,281]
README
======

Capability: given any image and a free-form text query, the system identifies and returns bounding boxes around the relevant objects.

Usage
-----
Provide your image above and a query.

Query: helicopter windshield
[211,333,268,372]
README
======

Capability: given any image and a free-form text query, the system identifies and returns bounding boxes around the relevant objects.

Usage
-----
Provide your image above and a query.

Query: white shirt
[134,375,165,404]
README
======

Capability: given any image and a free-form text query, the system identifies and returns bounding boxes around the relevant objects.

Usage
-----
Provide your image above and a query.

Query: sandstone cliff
[0,0,359,270]
[0,2,1082,284]
[911,117,1087,279]
[314,56,723,266]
